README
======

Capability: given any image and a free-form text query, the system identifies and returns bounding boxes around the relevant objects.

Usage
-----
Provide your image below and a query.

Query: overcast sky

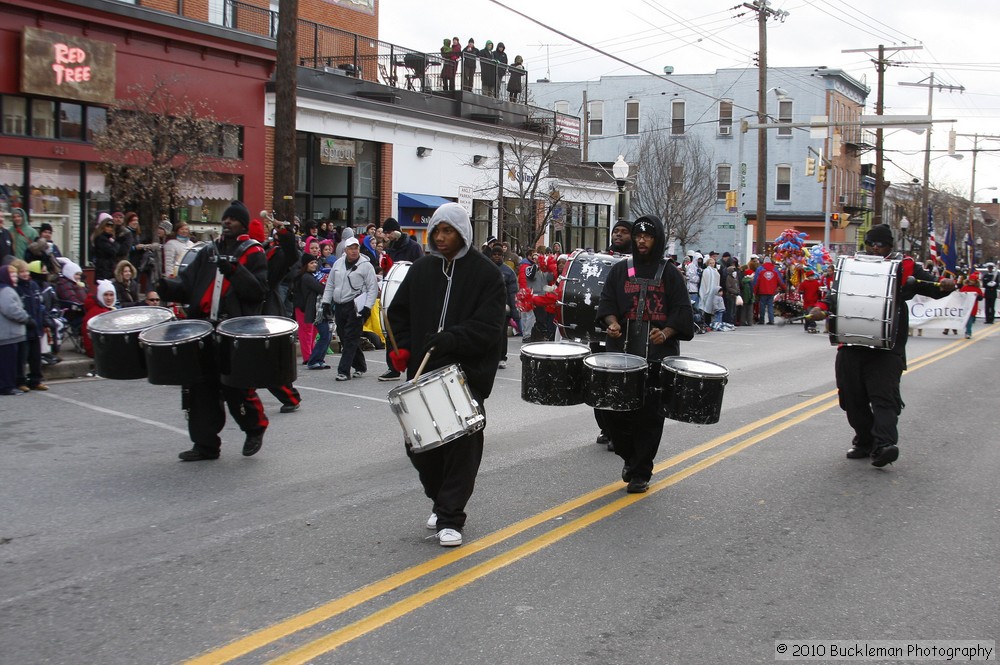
[379,0,1000,208]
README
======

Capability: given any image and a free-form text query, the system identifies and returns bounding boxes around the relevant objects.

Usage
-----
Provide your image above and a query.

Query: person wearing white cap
[320,235,378,381]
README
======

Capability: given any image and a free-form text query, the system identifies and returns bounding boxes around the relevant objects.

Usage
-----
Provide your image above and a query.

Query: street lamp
[613,155,629,224]
[899,216,909,253]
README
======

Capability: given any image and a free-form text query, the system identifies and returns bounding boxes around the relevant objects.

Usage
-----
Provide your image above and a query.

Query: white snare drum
[379,261,411,332]
[387,364,485,453]
[829,255,901,349]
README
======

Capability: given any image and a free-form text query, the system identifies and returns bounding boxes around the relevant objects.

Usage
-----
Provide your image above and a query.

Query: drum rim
[139,319,215,346]
[583,352,648,371]
[215,315,299,337]
[387,363,463,394]
[661,355,729,378]
[520,341,592,358]
[88,306,175,334]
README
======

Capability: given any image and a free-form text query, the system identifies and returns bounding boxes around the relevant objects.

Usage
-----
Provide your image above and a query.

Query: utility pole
[273,0,299,223]
[842,44,922,228]
[955,132,1000,267]
[742,0,789,256]
[899,73,964,260]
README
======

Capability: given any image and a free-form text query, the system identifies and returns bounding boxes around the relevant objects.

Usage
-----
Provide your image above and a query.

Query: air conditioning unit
[838,195,848,205]
[719,125,732,136]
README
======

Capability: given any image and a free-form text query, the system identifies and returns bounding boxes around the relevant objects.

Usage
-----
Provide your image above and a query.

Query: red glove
[389,349,410,372]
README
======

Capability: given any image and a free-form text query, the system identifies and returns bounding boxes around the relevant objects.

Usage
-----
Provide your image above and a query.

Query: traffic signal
[830,212,841,228]
[805,156,816,177]
[725,190,737,210]
[817,164,827,182]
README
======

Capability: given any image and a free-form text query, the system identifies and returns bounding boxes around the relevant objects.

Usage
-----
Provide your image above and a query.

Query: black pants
[185,377,268,453]
[985,295,996,324]
[498,325,508,361]
[334,304,367,376]
[603,398,666,483]
[407,423,485,533]
[16,336,42,387]
[267,384,301,407]
[835,346,903,449]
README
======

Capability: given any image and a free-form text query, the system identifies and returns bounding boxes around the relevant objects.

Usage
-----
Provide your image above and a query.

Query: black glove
[216,256,236,276]
[156,278,169,294]
[322,302,333,320]
[359,307,371,321]
[422,330,457,356]
[25,318,37,331]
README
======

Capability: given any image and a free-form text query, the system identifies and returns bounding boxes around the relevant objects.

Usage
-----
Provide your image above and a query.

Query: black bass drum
[558,251,622,342]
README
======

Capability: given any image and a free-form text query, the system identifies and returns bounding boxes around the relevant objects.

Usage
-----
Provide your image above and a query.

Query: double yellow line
[187,331,993,664]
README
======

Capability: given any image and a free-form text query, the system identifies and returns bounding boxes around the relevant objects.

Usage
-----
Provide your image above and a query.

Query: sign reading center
[21,27,116,104]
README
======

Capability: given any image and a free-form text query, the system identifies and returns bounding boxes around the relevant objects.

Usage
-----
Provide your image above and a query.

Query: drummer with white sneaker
[385,203,506,547]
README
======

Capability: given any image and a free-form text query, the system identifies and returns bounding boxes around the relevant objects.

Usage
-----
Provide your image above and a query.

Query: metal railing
[222,0,528,102]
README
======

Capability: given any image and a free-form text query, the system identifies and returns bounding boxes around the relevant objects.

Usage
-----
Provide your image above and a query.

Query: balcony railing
[222,0,529,103]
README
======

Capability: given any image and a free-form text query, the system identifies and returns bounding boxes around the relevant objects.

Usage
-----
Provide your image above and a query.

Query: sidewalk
[41,349,95,381]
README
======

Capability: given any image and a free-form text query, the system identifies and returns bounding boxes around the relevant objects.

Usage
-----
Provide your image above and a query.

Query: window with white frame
[671,100,685,135]
[554,100,570,114]
[669,164,684,198]
[776,164,791,201]
[625,100,640,136]
[588,101,603,136]
[777,99,793,137]
[716,164,731,201]
[718,100,733,136]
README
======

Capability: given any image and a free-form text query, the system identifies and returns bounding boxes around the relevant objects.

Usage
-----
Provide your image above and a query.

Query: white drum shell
[387,364,484,453]
[830,255,900,349]
[379,261,411,332]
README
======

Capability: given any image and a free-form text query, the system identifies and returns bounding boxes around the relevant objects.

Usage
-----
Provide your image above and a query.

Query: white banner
[908,291,975,333]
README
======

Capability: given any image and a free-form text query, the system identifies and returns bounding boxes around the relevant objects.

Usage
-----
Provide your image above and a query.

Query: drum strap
[209,270,224,322]
[625,258,666,357]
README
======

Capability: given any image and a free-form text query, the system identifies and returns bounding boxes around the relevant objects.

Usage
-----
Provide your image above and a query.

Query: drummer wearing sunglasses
[835,224,954,468]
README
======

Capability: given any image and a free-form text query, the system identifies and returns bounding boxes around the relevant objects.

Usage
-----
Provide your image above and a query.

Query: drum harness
[208,239,261,324]
[624,257,667,360]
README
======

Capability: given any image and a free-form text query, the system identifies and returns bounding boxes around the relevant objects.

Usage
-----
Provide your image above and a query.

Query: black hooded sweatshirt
[596,215,695,362]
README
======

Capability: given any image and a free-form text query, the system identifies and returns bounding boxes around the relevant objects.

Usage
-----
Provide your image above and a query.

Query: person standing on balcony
[507,55,525,102]
[493,42,508,99]
[479,41,497,97]
[461,38,478,92]
[441,37,460,92]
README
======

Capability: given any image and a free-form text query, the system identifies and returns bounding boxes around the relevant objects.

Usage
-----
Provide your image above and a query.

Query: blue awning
[398,193,453,209]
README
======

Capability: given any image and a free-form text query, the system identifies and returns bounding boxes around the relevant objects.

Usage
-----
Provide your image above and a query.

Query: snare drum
[520,341,591,406]
[658,356,729,424]
[88,306,176,380]
[387,364,485,453]
[379,261,411,332]
[139,320,216,385]
[558,251,622,342]
[215,316,298,388]
[583,353,647,411]
[828,255,901,349]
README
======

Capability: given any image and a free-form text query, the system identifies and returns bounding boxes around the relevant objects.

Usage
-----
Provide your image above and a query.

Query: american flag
[927,207,938,262]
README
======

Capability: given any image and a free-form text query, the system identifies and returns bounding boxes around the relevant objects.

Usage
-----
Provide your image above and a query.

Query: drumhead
[88,306,175,334]
[216,315,298,337]
[584,352,647,372]
[662,356,729,378]
[140,319,214,346]
[521,341,591,359]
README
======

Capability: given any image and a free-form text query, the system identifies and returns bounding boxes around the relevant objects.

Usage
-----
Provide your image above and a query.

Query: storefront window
[0,156,25,213]
[31,159,82,264]
[60,103,83,141]
[31,100,55,138]
[86,107,107,141]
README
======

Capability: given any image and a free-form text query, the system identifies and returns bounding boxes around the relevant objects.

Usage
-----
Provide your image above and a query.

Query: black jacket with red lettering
[158,235,267,321]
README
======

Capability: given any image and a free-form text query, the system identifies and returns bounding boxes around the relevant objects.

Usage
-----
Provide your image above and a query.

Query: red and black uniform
[158,233,269,456]
[254,221,302,410]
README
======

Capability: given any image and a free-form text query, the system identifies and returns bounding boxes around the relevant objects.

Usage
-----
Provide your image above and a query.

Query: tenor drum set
[827,254,901,349]
[88,309,299,388]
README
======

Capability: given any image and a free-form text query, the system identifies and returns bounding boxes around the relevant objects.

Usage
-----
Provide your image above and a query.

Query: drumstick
[905,276,941,287]
[413,348,434,380]
[382,311,399,353]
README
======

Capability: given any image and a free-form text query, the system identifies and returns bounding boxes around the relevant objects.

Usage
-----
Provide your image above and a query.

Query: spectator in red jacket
[797,269,822,333]
[753,260,785,325]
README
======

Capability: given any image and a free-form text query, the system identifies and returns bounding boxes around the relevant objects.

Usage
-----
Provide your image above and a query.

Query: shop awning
[398,193,452,209]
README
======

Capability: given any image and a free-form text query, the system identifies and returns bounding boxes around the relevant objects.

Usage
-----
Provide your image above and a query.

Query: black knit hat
[865,223,893,246]
[222,201,250,228]
[612,218,632,232]
[382,217,400,234]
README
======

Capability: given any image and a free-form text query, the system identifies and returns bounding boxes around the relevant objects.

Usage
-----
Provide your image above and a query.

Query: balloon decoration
[770,228,809,267]
[807,244,833,275]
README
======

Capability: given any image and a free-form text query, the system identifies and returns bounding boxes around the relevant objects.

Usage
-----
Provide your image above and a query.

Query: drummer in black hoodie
[158,201,270,461]
[386,203,505,547]
[596,215,695,492]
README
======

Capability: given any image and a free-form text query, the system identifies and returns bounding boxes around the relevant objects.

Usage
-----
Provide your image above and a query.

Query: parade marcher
[596,218,633,450]
[597,215,695,492]
[386,203,506,547]
[835,224,955,467]
[981,262,997,324]
[320,236,378,381]
[157,201,270,461]
[959,273,984,339]
[378,217,424,381]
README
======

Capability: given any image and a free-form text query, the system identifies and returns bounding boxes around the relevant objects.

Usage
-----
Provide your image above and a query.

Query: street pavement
[2,321,998,664]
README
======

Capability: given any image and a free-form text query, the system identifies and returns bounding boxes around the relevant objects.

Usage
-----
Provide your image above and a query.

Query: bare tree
[95,76,241,237]
[630,122,716,249]
[482,117,563,253]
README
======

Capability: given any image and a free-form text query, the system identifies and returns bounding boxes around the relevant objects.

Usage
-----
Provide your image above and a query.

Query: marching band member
[595,218,634,451]
[835,224,954,467]
[157,201,270,461]
[386,203,505,547]
[597,216,695,492]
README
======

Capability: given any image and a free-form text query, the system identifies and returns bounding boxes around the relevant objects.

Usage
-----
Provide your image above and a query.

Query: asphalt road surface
[2,321,998,664]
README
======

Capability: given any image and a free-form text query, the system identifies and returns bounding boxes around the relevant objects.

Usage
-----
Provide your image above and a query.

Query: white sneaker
[353,369,366,378]
[426,513,437,530]
[498,360,507,369]
[436,528,462,547]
